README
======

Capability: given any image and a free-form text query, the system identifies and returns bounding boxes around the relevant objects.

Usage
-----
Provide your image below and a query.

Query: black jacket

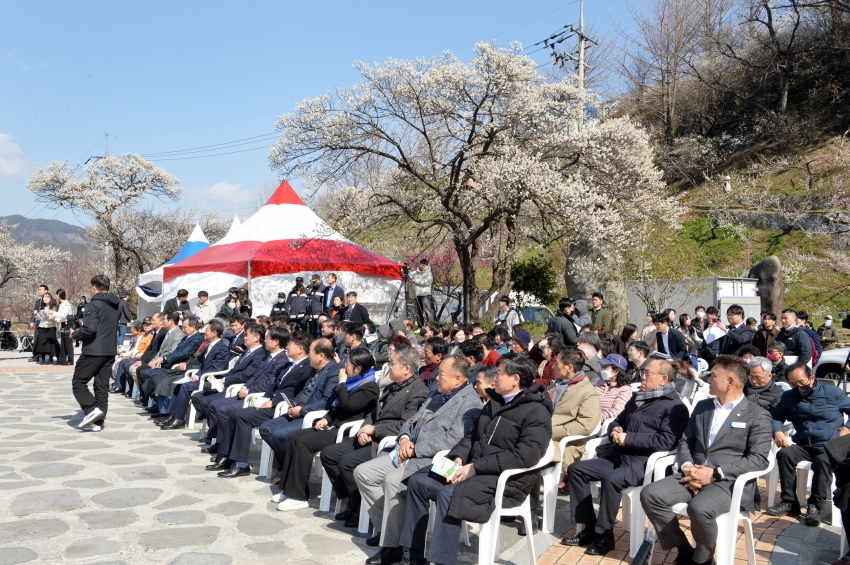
[222,347,268,387]
[744,379,784,412]
[362,378,429,456]
[162,332,205,367]
[270,358,315,408]
[341,303,371,325]
[269,302,288,317]
[720,323,755,356]
[72,292,120,356]
[603,389,690,485]
[323,378,380,428]
[445,383,554,523]
[286,287,309,318]
[117,299,132,324]
[306,283,327,319]
[656,329,687,360]
[140,328,167,366]
[547,311,579,346]
[163,297,192,316]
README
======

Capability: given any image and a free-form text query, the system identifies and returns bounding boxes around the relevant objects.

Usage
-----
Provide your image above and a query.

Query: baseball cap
[143,317,152,324]
[826,315,834,320]
[296,276,304,283]
[310,274,321,281]
[600,354,628,372]
[278,292,285,298]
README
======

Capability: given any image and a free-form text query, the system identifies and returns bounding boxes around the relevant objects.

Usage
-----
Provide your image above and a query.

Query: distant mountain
[0,215,91,248]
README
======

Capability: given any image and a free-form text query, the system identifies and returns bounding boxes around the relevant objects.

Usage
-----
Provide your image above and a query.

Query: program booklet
[431,455,461,480]
[246,395,270,408]
[205,374,224,392]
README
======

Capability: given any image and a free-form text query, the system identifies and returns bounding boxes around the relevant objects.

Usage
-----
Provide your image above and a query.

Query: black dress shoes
[201,443,219,454]
[365,534,380,547]
[335,501,360,521]
[205,457,232,471]
[399,550,427,565]
[161,419,185,430]
[146,407,159,414]
[805,505,823,526]
[366,546,403,565]
[218,464,251,478]
[344,513,361,528]
[157,417,175,427]
[562,528,596,546]
[585,533,615,555]
[108,386,122,394]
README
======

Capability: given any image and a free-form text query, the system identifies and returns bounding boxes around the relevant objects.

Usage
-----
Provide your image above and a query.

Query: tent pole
[247,260,252,296]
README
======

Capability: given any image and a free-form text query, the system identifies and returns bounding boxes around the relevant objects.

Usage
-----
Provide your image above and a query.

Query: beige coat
[550,376,601,468]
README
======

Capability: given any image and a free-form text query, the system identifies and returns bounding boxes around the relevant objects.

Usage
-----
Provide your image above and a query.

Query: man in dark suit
[655,314,687,360]
[719,304,756,356]
[121,312,166,398]
[138,316,204,415]
[324,273,344,313]
[229,314,246,354]
[163,288,193,318]
[638,355,772,565]
[202,325,292,443]
[342,291,370,324]
[207,328,313,478]
[259,337,341,483]
[158,319,233,429]
[564,359,690,556]
[169,323,267,431]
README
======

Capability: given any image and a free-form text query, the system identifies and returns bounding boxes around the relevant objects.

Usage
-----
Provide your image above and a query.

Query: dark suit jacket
[243,352,291,394]
[164,298,192,316]
[231,331,245,352]
[197,339,232,377]
[270,358,315,408]
[362,378,430,456]
[656,329,687,360]
[163,332,204,367]
[222,347,268,387]
[298,360,341,413]
[342,303,370,324]
[604,389,690,485]
[140,328,167,365]
[720,323,756,355]
[678,396,772,511]
[324,285,345,311]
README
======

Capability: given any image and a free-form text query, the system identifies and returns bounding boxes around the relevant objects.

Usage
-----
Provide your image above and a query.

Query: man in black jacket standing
[398,356,553,565]
[73,275,120,432]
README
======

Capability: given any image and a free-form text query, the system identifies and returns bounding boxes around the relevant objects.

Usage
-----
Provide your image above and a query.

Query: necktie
[256,355,272,376]
[326,287,333,308]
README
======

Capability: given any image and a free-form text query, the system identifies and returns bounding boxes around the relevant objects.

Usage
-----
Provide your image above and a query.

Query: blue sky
[0,0,626,228]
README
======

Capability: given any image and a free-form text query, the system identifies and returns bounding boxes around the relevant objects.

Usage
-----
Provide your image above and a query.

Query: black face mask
[798,384,814,398]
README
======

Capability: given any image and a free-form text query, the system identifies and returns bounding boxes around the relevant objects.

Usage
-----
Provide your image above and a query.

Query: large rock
[748,256,784,315]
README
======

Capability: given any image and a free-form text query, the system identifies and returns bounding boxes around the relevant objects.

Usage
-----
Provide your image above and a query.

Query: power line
[453,0,580,52]
[112,106,295,137]
[140,132,279,158]
[147,145,271,162]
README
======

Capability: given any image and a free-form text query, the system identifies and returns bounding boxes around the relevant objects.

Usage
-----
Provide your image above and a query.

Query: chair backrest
[225,384,241,398]
[630,383,642,392]
[303,410,329,429]
[777,381,791,391]
[697,358,709,374]
[600,417,616,436]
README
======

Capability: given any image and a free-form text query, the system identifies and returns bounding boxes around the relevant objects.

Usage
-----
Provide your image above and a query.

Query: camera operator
[408,259,434,328]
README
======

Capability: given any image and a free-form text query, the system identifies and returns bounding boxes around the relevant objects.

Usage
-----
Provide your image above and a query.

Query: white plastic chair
[258,400,292,479]
[319,419,365,512]
[644,449,776,565]
[303,410,330,478]
[796,461,840,525]
[476,441,556,565]
[777,381,792,391]
[631,383,642,392]
[187,356,238,430]
[571,436,676,558]
[357,435,398,535]
[541,421,602,534]
[425,450,471,548]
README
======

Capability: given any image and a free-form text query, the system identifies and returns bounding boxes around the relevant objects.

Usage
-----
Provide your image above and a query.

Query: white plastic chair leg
[623,486,648,557]
[541,466,558,534]
[260,441,274,481]
[477,513,499,565]
[358,502,371,534]
[319,469,334,512]
[518,501,537,565]
[767,465,779,507]
[796,466,811,508]
[187,404,196,430]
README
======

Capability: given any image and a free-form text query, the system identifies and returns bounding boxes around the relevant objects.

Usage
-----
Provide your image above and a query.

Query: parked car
[814,348,850,383]
[520,305,554,325]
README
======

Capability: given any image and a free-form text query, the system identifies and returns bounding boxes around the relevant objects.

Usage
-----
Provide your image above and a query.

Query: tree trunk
[455,238,478,323]
[565,239,629,334]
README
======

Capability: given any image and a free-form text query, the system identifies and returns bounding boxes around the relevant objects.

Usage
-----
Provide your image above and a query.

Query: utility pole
[105,134,109,157]
[534,0,598,89]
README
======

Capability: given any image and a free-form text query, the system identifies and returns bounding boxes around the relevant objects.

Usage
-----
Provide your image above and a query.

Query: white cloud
[0,133,27,178]
[187,180,247,208]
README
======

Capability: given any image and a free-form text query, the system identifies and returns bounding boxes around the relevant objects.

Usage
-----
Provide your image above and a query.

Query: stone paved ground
[0,369,552,565]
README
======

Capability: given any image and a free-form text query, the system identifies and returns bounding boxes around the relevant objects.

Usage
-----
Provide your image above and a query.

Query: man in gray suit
[638,355,772,565]
[354,355,482,565]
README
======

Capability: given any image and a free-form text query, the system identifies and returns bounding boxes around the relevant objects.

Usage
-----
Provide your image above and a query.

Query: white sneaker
[277,499,308,512]
[78,408,104,429]
[80,424,103,432]
[271,492,286,503]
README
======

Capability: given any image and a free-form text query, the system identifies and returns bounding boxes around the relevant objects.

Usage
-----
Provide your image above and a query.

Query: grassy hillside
[1,215,90,249]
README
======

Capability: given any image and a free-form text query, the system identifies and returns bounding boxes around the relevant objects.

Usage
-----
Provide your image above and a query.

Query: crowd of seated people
[102,289,850,565]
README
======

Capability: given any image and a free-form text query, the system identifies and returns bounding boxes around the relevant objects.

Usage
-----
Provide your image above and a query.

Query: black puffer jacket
[446,383,554,523]
[72,291,120,356]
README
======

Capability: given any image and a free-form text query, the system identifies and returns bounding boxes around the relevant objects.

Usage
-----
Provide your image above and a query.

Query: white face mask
[227,301,235,307]
[600,369,613,381]
[696,311,705,318]
[277,298,284,304]
[825,320,833,327]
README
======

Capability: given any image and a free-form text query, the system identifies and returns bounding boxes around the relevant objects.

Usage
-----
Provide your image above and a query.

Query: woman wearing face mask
[595,354,633,421]
[818,316,838,351]
[221,295,238,318]
[34,292,60,365]
[767,342,789,383]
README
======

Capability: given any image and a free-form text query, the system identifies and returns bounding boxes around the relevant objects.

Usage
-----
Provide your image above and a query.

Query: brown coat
[752,327,779,356]
[550,376,601,468]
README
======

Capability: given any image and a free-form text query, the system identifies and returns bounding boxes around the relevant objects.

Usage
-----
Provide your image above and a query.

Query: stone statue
[747,256,784,315]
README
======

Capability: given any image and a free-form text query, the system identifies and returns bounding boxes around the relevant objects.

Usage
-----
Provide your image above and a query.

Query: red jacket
[482,349,501,367]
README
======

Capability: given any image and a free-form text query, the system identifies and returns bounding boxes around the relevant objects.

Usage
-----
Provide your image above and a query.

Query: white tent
[162,181,404,322]
[136,223,210,320]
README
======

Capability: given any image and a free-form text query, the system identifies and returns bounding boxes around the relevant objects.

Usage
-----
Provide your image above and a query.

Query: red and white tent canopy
[162,181,404,321]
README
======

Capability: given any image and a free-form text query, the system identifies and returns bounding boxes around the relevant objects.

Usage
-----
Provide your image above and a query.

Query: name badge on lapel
[731,422,746,429]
